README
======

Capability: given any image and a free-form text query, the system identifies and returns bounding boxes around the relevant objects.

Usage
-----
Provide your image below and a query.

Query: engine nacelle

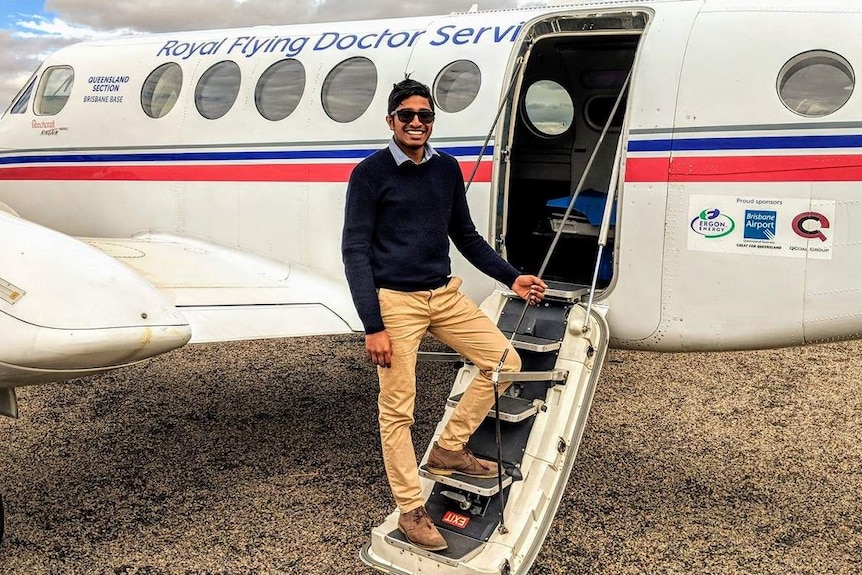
[0,212,191,388]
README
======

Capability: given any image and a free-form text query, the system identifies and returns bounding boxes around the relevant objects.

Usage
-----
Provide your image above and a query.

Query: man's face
[386,95,434,154]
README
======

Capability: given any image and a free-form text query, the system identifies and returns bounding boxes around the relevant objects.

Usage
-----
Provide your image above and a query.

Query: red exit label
[441,511,470,529]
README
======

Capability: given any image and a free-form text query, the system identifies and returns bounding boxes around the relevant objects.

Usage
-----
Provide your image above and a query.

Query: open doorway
[498,14,646,290]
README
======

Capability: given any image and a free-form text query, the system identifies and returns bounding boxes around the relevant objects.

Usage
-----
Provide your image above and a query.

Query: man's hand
[366,330,393,368]
[511,275,547,305]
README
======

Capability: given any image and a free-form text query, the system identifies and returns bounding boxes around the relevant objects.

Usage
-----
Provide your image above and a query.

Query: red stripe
[627,154,862,183]
[460,161,492,182]
[625,157,670,182]
[0,161,494,183]
[10,155,859,184]
[670,154,862,182]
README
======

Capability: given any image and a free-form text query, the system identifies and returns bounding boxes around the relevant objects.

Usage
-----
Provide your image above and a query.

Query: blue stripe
[0,145,491,165]
[629,134,862,153]
[628,139,673,152]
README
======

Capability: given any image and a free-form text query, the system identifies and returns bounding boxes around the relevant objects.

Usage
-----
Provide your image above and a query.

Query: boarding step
[419,464,512,496]
[504,281,589,303]
[494,369,567,383]
[384,527,484,565]
[543,280,590,302]
[447,392,537,423]
[505,332,561,353]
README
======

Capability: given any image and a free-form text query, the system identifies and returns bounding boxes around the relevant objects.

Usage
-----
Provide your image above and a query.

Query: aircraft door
[493,8,695,348]
[596,2,702,346]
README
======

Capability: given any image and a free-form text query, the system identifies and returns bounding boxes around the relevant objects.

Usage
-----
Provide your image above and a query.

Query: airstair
[360,282,608,574]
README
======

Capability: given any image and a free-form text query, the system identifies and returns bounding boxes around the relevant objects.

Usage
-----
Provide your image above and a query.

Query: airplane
[1,0,860,572]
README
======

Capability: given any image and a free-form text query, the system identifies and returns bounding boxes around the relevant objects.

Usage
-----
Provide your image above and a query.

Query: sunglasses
[391,109,436,124]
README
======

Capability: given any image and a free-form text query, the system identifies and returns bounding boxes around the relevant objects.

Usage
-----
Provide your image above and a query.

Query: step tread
[505,281,589,303]
[448,393,537,423]
[384,527,484,565]
[504,332,562,352]
[419,464,512,496]
[543,280,590,302]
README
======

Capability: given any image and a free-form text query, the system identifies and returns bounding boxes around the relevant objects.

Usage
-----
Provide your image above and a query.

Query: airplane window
[778,50,854,117]
[141,63,183,119]
[523,80,574,137]
[34,66,74,116]
[195,60,241,120]
[585,95,626,131]
[322,57,377,123]
[255,59,306,121]
[434,60,481,113]
[10,76,36,115]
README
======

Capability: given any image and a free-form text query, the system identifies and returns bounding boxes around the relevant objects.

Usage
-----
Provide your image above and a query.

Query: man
[342,78,546,551]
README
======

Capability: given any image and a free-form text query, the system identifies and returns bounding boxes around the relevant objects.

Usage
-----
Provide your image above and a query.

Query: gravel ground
[0,334,859,575]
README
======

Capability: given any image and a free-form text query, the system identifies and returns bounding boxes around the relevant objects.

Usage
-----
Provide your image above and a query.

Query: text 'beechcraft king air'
[2,0,862,572]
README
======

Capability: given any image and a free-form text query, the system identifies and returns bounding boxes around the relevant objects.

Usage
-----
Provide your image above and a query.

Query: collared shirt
[388,138,438,166]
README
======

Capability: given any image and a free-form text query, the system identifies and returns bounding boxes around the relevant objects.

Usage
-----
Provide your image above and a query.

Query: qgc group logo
[690,208,735,238]
[792,212,831,242]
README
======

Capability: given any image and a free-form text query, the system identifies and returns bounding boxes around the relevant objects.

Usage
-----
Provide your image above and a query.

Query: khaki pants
[377,277,521,513]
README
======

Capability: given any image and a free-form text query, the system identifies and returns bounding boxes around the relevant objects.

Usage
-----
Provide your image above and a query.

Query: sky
[0,0,541,108]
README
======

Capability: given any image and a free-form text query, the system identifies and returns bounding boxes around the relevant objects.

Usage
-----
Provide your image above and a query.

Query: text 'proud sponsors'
[154,23,524,60]
[687,195,836,259]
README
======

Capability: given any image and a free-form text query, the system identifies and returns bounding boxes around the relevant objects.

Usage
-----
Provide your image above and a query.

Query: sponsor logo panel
[687,195,835,259]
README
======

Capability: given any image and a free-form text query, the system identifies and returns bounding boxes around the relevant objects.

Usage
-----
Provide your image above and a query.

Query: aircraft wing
[83,233,362,343]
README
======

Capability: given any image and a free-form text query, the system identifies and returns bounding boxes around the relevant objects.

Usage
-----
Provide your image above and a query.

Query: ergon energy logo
[690,208,735,239]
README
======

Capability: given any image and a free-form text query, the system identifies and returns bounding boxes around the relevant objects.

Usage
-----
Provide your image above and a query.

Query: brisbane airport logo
[743,210,777,241]
[690,208,735,238]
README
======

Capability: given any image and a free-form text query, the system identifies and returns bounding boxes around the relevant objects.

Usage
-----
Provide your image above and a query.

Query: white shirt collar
[388,138,438,166]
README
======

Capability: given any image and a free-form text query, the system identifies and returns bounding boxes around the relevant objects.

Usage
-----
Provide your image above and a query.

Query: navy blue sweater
[342,147,520,334]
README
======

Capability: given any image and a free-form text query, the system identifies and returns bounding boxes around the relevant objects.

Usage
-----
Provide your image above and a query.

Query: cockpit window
[778,50,854,117]
[255,59,306,121]
[35,66,74,115]
[10,76,36,115]
[195,60,241,120]
[321,57,377,123]
[434,60,481,113]
[141,63,183,119]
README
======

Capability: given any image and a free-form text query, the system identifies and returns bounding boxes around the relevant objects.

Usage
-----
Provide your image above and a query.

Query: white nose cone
[0,212,191,386]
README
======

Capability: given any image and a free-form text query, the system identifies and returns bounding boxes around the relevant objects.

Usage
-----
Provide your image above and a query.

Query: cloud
[45,0,321,32]
[14,15,134,39]
[0,29,75,110]
[44,0,520,32]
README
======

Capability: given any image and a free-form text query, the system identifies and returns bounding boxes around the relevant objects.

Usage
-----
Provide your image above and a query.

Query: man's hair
[387,78,434,114]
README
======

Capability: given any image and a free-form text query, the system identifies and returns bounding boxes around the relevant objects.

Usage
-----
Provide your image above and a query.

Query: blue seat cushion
[546,189,617,226]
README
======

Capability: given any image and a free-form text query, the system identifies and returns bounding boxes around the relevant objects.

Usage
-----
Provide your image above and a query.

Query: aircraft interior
[502,30,641,289]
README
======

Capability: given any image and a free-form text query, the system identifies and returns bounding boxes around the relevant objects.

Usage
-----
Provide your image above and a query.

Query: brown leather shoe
[427,442,499,478]
[397,506,448,551]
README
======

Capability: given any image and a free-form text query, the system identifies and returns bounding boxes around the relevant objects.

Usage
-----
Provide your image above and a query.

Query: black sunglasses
[391,109,436,124]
